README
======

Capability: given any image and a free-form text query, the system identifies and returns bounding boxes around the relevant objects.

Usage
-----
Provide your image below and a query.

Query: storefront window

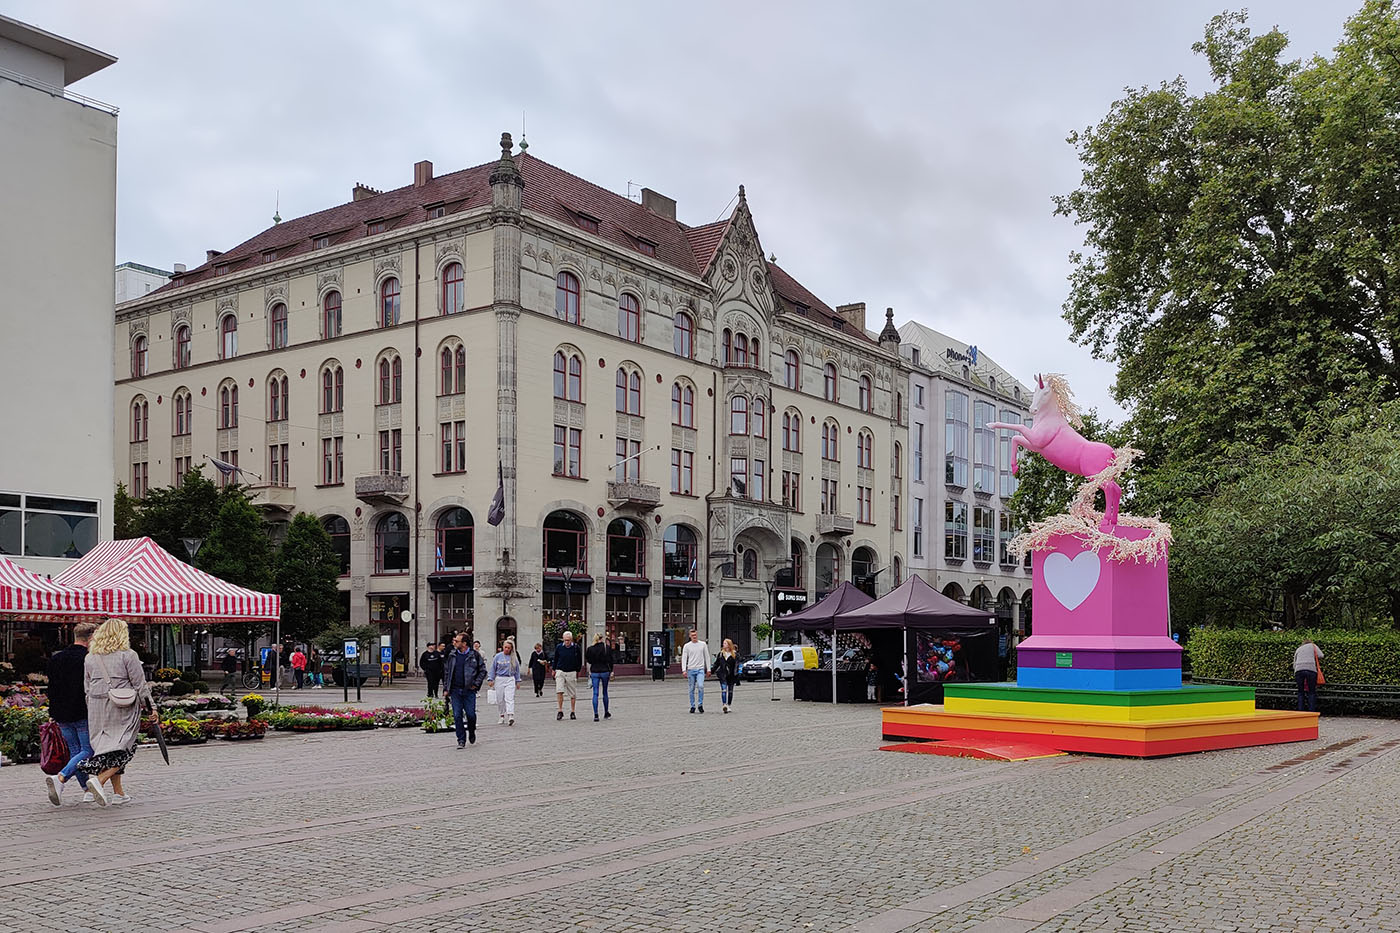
[543,510,588,573]
[662,598,698,665]
[605,595,644,665]
[663,524,698,579]
[436,592,473,641]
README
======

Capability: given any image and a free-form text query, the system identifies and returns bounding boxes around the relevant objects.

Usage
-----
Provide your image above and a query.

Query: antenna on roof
[519,110,528,152]
[272,190,281,225]
[627,180,642,202]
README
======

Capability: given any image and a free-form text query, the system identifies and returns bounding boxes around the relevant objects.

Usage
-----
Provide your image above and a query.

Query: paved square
[2,680,1398,933]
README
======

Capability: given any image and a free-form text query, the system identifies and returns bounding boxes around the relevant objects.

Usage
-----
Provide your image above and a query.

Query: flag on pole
[208,456,240,477]
[487,462,506,526]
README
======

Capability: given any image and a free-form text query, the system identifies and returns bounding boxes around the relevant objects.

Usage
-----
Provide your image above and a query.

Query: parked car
[741,645,817,681]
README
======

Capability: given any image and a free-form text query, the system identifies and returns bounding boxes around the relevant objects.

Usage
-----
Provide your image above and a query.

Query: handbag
[96,654,139,708]
[1314,648,1325,686]
[40,721,69,775]
[486,687,498,705]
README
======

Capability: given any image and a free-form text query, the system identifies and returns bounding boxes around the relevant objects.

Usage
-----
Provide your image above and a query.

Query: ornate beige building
[113,134,907,669]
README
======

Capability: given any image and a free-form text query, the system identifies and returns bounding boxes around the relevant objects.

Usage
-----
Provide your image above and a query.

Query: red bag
[39,721,69,775]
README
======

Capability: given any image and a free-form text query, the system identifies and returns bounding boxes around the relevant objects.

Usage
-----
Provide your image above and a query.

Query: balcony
[246,484,296,514]
[817,513,855,536]
[355,471,410,504]
[607,481,661,511]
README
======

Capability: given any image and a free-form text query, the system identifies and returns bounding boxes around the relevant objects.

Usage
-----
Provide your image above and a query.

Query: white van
[740,645,818,681]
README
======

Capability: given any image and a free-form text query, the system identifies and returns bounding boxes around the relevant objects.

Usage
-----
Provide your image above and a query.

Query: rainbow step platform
[881,683,1319,757]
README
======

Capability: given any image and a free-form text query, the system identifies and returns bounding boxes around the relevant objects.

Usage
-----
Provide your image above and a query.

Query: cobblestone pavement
[2,681,1398,933]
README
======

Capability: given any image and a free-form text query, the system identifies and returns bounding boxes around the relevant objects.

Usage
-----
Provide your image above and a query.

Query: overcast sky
[14,0,1360,418]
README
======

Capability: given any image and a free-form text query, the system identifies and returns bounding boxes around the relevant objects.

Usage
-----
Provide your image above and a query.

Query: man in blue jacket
[442,633,487,747]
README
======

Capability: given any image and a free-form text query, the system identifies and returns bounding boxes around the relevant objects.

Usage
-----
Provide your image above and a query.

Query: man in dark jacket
[219,648,239,694]
[553,630,583,721]
[419,642,446,698]
[442,634,487,747]
[44,621,98,805]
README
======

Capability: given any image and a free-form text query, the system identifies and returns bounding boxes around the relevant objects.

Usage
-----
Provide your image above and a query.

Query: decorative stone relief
[216,295,238,316]
[589,268,602,281]
[264,283,287,306]
[171,306,192,326]
[317,270,342,292]
[621,274,639,288]
[374,256,402,279]
[522,243,535,258]
[436,241,464,266]
[539,250,552,264]
[604,272,617,287]
[351,516,366,542]
[129,319,149,339]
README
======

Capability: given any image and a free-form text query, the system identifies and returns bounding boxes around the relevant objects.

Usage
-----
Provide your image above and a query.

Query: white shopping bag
[486,687,497,705]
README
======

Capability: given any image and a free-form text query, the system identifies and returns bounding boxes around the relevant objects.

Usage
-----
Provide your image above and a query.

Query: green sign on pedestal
[1055,652,1073,668]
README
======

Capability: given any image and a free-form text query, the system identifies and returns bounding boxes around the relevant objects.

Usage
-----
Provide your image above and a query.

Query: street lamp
[764,564,793,702]
[559,563,575,643]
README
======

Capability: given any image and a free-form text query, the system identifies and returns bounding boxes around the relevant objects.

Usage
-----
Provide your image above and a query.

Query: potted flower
[242,693,267,719]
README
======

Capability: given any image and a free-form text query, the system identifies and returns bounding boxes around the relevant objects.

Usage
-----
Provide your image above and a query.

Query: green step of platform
[943,682,1256,707]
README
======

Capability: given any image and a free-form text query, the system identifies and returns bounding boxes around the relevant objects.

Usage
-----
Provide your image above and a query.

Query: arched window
[555,271,580,324]
[607,518,645,578]
[894,442,903,478]
[663,525,698,580]
[323,516,350,575]
[859,374,872,412]
[782,410,802,452]
[816,543,840,593]
[219,314,238,360]
[618,293,641,342]
[268,373,288,422]
[374,512,410,574]
[857,431,873,469]
[671,382,695,428]
[788,538,806,590]
[673,312,694,358]
[822,420,839,461]
[379,277,401,327]
[130,397,148,442]
[321,364,344,413]
[893,556,903,586]
[543,510,588,572]
[173,389,192,436]
[322,291,342,338]
[615,367,642,415]
[436,507,474,572]
[852,547,877,596]
[378,355,402,404]
[784,349,799,389]
[219,383,239,428]
[269,302,288,350]
[749,336,760,366]
[734,333,749,366]
[174,325,191,370]
[823,362,837,401]
[729,396,749,435]
[752,398,766,438]
[722,329,732,364]
[742,548,758,580]
[454,346,465,394]
[440,345,465,395]
[554,350,583,402]
[440,263,463,315]
[131,336,148,378]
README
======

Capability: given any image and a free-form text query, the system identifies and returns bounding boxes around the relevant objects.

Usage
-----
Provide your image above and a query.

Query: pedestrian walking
[43,621,98,806]
[309,647,325,688]
[528,642,549,697]
[712,638,739,713]
[290,646,307,690]
[1293,638,1324,713]
[585,634,613,721]
[218,648,238,694]
[79,618,153,807]
[682,629,710,714]
[442,634,487,747]
[487,641,522,726]
[420,642,446,698]
[553,630,582,721]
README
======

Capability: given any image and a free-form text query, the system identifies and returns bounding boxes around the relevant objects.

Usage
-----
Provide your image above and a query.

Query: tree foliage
[274,512,343,643]
[113,483,141,540]
[129,467,243,556]
[198,495,275,645]
[1055,3,1400,516]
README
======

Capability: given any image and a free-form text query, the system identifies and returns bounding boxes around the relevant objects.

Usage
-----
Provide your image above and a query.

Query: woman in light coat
[80,618,152,806]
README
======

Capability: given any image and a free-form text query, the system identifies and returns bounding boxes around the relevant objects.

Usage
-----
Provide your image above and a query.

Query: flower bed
[263,706,377,732]
[373,707,428,728]
[160,694,238,714]
[222,719,267,741]
[0,705,48,762]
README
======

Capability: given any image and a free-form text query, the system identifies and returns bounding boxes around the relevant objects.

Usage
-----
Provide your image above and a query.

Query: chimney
[835,302,866,332]
[352,183,380,201]
[641,188,676,221]
[206,250,222,263]
[414,160,433,188]
[173,263,187,274]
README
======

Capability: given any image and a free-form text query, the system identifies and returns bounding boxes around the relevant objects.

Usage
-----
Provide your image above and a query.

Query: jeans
[687,670,705,708]
[448,690,478,744]
[591,672,611,715]
[293,669,305,689]
[57,721,91,788]
[1295,670,1319,712]
[720,680,734,706]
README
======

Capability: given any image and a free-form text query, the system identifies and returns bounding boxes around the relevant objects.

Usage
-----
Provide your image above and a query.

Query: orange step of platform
[880,740,1067,761]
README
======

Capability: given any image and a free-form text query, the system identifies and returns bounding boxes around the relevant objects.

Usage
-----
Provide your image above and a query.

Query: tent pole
[273,615,281,706]
[831,624,837,706]
[904,625,909,707]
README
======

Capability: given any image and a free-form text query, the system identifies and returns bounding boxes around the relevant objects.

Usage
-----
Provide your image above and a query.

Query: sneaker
[689,707,695,714]
[457,742,465,749]
[557,711,564,721]
[508,718,514,726]
[569,712,576,720]
[110,793,131,805]
[81,792,94,803]
[88,781,109,807]
[45,775,63,807]
[594,714,600,722]
[698,706,704,714]
[723,705,729,713]
[498,716,506,725]
[604,711,611,719]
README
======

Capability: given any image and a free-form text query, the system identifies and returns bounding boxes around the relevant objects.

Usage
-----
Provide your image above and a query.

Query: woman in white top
[487,640,522,726]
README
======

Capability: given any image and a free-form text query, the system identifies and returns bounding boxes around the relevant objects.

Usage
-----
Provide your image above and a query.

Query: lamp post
[764,564,792,702]
[559,563,575,645]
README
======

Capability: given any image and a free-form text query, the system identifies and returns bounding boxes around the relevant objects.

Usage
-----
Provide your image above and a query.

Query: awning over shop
[834,575,995,630]
[771,581,873,630]
[0,555,104,618]
[54,537,281,623]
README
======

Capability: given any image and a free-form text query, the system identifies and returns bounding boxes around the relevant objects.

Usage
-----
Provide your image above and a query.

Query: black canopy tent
[835,576,998,704]
[771,582,875,703]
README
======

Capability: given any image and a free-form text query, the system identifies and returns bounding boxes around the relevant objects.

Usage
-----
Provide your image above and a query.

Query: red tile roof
[680,219,730,277]
[768,261,877,344]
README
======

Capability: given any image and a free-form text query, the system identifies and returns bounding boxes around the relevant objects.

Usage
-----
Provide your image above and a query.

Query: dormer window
[575,213,600,234]
[214,263,230,276]
[427,204,446,219]
[367,220,386,235]
[262,249,277,263]
[313,235,330,250]
[636,239,656,257]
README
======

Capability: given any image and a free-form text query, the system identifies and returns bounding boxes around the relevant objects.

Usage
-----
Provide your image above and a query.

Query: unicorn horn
[1036,373,1044,389]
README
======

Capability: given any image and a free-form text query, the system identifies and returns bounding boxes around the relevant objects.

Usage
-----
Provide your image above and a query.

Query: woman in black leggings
[528,642,549,697]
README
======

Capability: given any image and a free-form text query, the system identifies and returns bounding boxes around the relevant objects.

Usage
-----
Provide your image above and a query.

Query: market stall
[772,582,875,704]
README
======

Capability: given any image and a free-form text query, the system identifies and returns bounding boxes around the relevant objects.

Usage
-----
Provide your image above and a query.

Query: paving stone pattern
[0,682,1396,932]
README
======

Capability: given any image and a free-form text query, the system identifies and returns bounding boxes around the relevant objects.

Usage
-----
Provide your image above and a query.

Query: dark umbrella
[147,709,170,765]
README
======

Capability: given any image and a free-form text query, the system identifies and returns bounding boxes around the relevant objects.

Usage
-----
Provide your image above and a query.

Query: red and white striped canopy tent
[0,556,105,618]
[54,537,281,623]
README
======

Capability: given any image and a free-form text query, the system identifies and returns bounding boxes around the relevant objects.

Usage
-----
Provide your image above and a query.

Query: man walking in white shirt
[681,629,710,714]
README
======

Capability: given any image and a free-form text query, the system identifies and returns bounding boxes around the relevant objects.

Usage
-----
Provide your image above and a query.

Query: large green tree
[199,495,275,647]
[274,512,343,643]
[133,467,240,555]
[1055,3,1400,516]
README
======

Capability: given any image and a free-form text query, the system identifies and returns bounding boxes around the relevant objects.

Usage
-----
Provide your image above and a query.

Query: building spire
[489,131,524,191]
[879,307,901,349]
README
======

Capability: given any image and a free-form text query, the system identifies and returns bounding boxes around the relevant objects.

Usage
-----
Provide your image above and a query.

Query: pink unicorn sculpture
[988,373,1122,530]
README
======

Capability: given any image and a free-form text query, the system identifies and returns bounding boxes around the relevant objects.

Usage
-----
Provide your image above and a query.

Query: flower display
[373,707,428,727]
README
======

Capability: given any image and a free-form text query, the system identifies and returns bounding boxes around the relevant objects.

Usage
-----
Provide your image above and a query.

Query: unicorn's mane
[1042,374,1085,429]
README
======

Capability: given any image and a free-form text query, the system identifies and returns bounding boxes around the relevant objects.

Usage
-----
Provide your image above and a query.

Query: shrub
[0,706,48,762]
[153,668,182,682]
[178,669,202,683]
[242,693,266,718]
[168,680,193,697]
[192,681,210,694]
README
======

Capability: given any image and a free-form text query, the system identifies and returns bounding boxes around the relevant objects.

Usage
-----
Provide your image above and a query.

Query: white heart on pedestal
[1043,551,1101,611]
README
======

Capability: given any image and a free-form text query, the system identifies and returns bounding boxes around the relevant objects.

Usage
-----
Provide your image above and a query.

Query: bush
[192,681,210,694]
[179,669,202,683]
[168,680,193,697]
[0,706,48,762]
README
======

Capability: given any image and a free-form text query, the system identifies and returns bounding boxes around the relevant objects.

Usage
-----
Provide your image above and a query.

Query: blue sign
[343,639,358,659]
[651,645,663,658]
[380,645,392,664]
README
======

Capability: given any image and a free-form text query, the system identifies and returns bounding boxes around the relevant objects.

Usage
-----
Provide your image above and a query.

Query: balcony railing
[817,513,855,536]
[355,471,410,503]
[246,483,296,513]
[607,481,661,511]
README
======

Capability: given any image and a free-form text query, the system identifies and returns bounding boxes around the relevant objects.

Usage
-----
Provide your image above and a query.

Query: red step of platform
[880,740,1067,761]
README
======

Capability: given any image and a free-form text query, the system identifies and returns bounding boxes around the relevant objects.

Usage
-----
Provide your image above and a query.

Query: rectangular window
[782,470,801,510]
[216,449,238,488]
[753,459,766,502]
[945,390,969,487]
[914,384,925,408]
[313,235,330,250]
[0,493,100,559]
[322,437,344,484]
[131,463,149,499]
[670,449,693,495]
[857,485,872,524]
[893,492,901,531]
[268,445,289,486]
[973,401,997,493]
[820,478,839,515]
[615,438,641,483]
[973,506,996,563]
[174,456,191,487]
[379,430,402,474]
[576,214,599,234]
[367,220,386,235]
[554,426,582,478]
[913,497,924,557]
[636,240,656,257]
[999,409,1022,498]
[999,511,1018,567]
[944,500,968,560]
[913,423,924,481]
[729,457,748,498]
[428,205,446,220]
[440,421,466,473]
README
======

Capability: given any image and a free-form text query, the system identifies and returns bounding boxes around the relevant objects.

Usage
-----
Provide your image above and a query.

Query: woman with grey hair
[80,618,153,806]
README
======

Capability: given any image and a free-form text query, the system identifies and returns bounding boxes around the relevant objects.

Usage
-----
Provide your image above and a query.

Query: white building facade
[0,15,117,575]
[899,322,1032,639]
[115,261,173,303]
[114,136,907,669]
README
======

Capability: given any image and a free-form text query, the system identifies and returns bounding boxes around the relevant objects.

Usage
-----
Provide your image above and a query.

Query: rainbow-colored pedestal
[881,530,1319,758]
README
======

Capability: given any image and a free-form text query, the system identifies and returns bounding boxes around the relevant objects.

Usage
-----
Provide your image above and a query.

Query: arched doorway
[495,616,517,652]
[815,543,841,598]
[969,585,992,611]
[852,546,878,597]
[606,518,647,669]
[941,581,966,604]
[542,510,589,629]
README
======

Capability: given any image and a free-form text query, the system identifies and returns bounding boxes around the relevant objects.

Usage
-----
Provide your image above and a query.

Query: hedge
[1188,629,1400,685]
